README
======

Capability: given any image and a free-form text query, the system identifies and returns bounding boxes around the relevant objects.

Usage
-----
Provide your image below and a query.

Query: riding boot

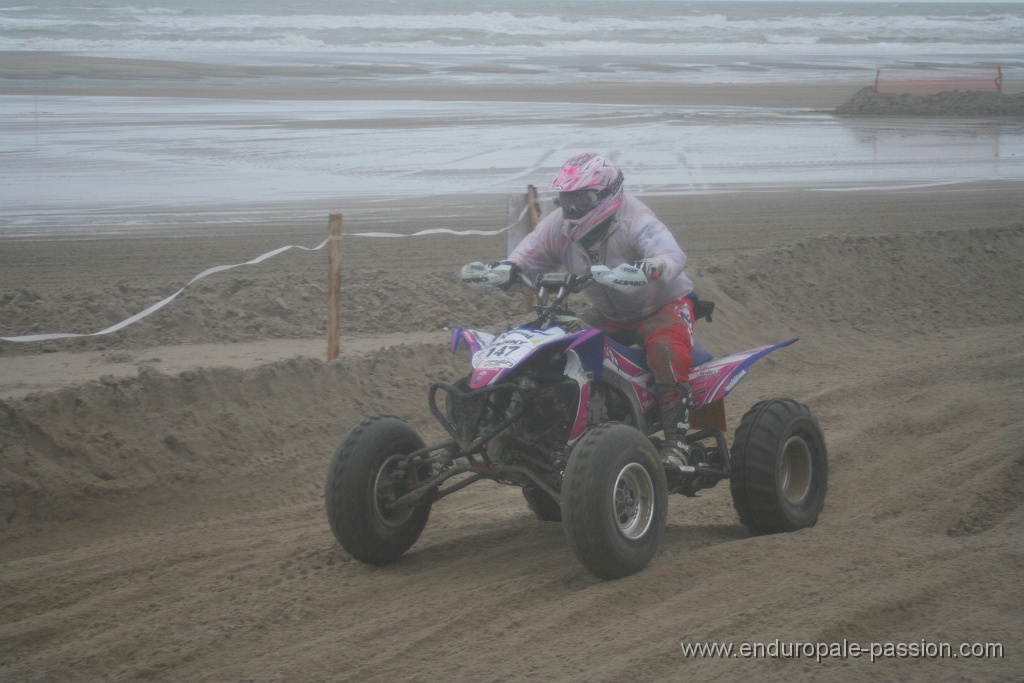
[656,382,693,466]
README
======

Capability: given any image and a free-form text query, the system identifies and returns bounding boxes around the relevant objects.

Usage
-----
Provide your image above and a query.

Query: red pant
[589,297,694,385]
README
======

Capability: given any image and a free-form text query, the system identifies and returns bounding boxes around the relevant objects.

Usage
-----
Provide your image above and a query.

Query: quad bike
[324,262,827,580]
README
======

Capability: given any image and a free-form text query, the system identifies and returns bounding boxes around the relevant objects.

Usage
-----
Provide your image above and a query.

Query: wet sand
[1,51,875,106]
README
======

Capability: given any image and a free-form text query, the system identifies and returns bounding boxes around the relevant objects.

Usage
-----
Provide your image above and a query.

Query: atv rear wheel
[561,423,668,580]
[729,399,828,535]
[324,415,432,564]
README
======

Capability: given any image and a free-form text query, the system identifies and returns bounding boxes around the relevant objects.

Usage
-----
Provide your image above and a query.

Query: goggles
[557,190,601,220]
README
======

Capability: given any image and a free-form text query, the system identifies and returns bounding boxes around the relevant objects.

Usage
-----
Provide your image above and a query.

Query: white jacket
[509,195,693,324]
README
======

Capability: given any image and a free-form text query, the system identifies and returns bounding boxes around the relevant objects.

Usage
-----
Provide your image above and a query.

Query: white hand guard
[591,263,648,292]
[461,261,514,291]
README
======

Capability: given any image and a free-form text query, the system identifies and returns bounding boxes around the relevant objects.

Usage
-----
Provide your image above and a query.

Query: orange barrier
[874,67,1002,95]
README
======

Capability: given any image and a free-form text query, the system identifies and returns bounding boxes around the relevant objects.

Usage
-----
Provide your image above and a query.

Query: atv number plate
[472,327,568,370]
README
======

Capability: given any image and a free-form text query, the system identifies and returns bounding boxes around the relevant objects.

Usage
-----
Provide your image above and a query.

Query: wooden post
[524,185,543,312]
[526,184,541,228]
[326,213,343,362]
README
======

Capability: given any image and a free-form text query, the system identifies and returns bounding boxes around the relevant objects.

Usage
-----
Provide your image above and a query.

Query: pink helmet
[549,152,624,243]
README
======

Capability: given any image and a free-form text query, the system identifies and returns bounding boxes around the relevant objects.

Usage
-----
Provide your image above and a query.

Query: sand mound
[0,346,465,537]
[4,224,1021,359]
[835,86,1024,117]
[698,224,1024,332]
[0,266,524,356]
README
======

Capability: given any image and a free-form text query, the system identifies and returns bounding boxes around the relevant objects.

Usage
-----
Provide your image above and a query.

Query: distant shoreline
[6,51,1023,108]
[0,51,869,109]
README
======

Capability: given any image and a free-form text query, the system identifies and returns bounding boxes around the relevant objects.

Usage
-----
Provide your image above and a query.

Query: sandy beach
[2,63,1024,682]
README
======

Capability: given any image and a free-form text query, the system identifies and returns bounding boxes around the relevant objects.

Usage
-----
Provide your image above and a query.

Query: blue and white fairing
[450,325,606,390]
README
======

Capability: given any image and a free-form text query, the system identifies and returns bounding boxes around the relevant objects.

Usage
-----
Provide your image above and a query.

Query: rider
[494,152,698,464]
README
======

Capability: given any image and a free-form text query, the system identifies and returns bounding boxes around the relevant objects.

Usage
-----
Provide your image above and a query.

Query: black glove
[633,259,660,280]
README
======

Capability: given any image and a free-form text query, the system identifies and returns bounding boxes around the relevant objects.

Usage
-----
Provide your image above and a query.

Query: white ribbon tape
[1,211,525,343]
[2,239,331,343]
[347,227,509,237]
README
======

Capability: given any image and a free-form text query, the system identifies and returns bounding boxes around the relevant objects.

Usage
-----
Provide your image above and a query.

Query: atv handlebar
[460,262,649,295]
[461,261,714,327]
[460,262,650,329]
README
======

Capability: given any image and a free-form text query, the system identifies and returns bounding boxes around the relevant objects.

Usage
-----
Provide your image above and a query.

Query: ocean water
[3,0,1023,84]
[2,1,1023,236]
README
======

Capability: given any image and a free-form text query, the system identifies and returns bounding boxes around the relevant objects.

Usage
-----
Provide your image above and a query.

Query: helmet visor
[557,190,600,220]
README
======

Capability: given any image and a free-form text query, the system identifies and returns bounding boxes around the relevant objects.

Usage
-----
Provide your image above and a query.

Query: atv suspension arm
[386,441,562,511]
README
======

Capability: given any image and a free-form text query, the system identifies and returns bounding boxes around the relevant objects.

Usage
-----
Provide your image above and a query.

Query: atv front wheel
[561,423,668,580]
[324,415,432,564]
[730,398,828,535]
